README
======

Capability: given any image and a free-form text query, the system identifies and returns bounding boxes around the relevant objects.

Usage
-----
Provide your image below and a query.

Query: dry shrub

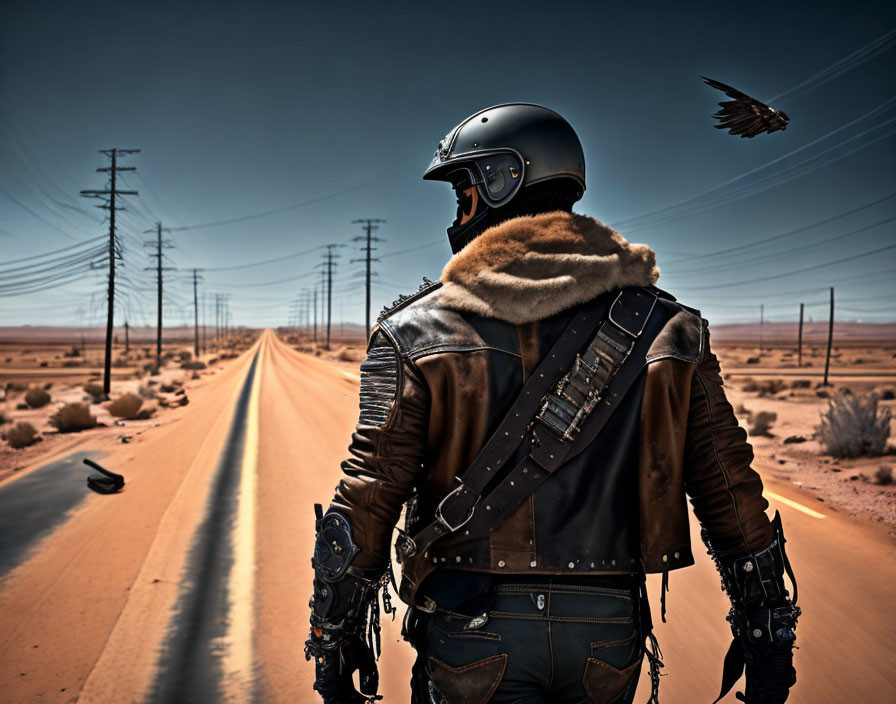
[84,383,105,402]
[790,379,812,389]
[743,378,786,395]
[734,403,752,418]
[50,403,97,432]
[749,411,777,437]
[137,384,158,400]
[107,393,144,419]
[0,410,8,425]
[181,360,206,370]
[880,388,895,401]
[4,421,40,448]
[5,381,28,393]
[25,387,51,408]
[746,356,760,364]
[336,346,362,362]
[818,392,891,458]
[874,466,893,485]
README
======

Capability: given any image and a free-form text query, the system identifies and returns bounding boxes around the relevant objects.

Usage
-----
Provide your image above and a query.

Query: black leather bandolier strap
[396,287,660,600]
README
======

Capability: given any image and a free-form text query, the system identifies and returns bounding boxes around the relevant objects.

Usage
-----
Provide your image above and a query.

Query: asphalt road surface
[0,330,894,703]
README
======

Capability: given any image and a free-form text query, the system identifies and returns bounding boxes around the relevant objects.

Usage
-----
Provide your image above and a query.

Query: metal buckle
[395,530,417,561]
[435,483,475,533]
[607,289,657,338]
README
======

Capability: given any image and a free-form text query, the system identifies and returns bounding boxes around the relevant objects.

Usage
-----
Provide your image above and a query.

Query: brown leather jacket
[330,211,772,606]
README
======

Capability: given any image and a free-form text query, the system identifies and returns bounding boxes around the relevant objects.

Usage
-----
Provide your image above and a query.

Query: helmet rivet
[481,117,488,123]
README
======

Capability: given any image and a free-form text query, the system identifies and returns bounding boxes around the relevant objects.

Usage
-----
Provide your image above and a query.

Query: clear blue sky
[1,1,894,329]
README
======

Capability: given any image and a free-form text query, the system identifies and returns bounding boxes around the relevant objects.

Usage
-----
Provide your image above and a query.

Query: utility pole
[351,218,386,336]
[215,294,221,345]
[313,288,318,343]
[144,222,174,368]
[81,148,139,397]
[201,291,207,354]
[759,304,764,356]
[319,244,343,349]
[823,287,835,386]
[124,320,129,354]
[192,269,202,357]
[797,303,804,369]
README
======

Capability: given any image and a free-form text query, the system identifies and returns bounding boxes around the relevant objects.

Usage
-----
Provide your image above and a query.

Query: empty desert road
[0,329,894,703]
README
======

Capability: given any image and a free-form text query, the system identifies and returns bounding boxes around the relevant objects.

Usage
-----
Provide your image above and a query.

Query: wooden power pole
[797,303,804,369]
[351,218,385,336]
[80,148,140,397]
[144,222,173,368]
[823,287,835,386]
[192,268,202,357]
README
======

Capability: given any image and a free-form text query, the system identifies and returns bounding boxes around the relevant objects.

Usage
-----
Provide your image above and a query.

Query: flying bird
[702,76,790,138]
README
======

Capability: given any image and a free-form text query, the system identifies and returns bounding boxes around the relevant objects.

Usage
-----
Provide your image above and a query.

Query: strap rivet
[568,561,575,568]
[498,560,506,568]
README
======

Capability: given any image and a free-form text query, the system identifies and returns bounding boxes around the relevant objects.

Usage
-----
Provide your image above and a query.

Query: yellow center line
[222,341,263,696]
[764,489,826,519]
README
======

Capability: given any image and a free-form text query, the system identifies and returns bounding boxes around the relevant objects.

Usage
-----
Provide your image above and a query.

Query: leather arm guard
[703,511,800,703]
[305,504,394,703]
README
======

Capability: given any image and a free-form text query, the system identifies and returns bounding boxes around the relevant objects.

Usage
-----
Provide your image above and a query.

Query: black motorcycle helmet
[424,103,586,252]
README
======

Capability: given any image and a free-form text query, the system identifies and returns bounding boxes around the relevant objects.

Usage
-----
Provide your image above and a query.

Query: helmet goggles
[440,150,526,209]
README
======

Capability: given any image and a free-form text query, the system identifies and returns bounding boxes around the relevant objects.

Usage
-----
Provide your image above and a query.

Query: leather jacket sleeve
[330,328,430,569]
[684,323,773,557]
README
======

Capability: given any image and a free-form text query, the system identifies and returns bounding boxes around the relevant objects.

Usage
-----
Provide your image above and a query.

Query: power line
[768,28,896,105]
[663,192,896,265]
[202,244,324,272]
[679,241,896,291]
[667,214,896,276]
[169,157,412,231]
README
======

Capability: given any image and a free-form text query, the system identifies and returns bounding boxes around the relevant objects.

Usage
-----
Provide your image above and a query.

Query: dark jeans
[412,576,646,704]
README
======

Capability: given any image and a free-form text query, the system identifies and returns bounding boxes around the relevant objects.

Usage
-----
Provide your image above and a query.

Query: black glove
[306,505,387,704]
[704,512,800,704]
[738,624,796,703]
[308,630,380,704]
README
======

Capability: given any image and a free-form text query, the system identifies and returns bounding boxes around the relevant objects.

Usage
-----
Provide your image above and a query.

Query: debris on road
[84,458,125,494]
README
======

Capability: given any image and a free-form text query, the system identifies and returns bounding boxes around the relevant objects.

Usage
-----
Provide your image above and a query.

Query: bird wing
[701,76,752,102]
[701,76,789,137]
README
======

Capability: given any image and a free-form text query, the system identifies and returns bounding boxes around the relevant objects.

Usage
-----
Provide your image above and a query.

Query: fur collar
[439,211,659,325]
